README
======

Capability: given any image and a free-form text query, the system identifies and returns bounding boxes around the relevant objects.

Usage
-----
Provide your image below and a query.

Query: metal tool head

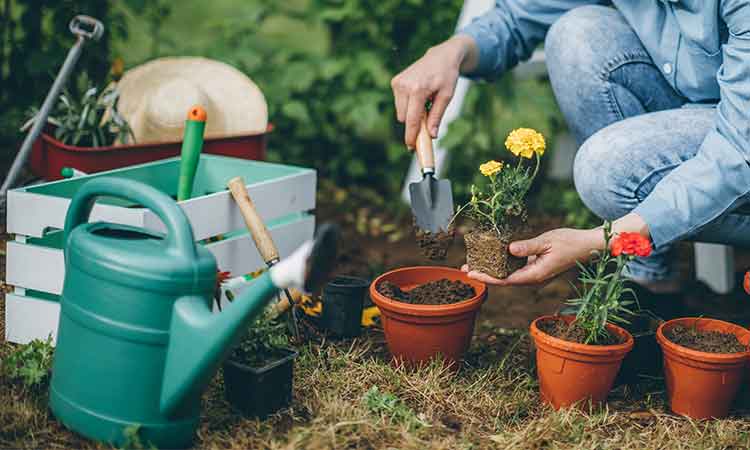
[70,15,104,41]
[303,223,340,294]
[409,174,454,234]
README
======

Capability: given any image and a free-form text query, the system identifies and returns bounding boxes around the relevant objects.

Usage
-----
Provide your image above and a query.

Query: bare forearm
[582,213,652,255]
[450,34,480,75]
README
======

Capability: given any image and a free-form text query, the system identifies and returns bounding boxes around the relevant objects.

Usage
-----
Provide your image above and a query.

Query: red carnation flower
[744,271,750,296]
[611,232,652,258]
[216,270,232,289]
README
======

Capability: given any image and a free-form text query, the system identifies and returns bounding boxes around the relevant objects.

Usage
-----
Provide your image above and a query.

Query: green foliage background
[1,0,565,204]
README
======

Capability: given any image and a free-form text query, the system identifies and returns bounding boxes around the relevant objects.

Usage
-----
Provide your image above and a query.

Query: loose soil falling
[664,325,747,353]
[537,317,625,346]
[414,225,455,261]
[377,279,476,305]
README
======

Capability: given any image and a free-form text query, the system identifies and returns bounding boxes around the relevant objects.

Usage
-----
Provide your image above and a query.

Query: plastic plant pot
[656,317,750,419]
[321,275,370,338]
[530,315,634,409]
[615,312,663,386]
[30,124,271,181]
[222,349,297,419]
[369,266,487,368]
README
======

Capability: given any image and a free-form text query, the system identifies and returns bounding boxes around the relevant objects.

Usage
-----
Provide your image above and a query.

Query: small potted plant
[530,223,647,409]
[656,317,750,419]
[222,306,298,418]
[369,266,487,368]
[456,128,545,279]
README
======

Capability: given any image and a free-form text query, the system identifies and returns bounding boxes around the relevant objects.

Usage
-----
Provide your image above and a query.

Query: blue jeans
[544,5,750,282]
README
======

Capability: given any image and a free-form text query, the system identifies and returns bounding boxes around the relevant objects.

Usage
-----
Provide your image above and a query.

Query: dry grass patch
[2,327,750,449]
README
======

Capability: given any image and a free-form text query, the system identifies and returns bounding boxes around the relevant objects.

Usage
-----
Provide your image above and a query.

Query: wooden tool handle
[227,176,279,263]
[415,116,435,172]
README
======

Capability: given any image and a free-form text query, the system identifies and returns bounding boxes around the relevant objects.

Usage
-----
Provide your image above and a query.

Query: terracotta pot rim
[370,266,487,317]
[656,317,750,364]
[530,315,634,356]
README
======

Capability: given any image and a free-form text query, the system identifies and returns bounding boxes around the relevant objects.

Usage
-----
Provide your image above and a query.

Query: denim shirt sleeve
[456,0,605,78]
[634,0,750,249]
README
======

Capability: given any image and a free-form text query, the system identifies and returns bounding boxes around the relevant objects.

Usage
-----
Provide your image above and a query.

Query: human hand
[461,228,605,286]
[391,35,477,149]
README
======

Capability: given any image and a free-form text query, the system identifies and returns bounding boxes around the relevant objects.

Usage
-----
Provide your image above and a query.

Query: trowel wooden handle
[415,116,435,172]
[227,176,279,263]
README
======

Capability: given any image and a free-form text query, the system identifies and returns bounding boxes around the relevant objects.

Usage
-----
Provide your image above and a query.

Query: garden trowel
[227,176,304,336]
[409,116,454,234]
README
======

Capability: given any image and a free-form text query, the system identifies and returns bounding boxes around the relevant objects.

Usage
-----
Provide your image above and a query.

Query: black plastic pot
[223,349,298,418]
[615,312,662,386]
[321,275,369,338]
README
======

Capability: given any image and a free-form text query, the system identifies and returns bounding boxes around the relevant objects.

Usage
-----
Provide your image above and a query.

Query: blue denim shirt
[460,0,750,249]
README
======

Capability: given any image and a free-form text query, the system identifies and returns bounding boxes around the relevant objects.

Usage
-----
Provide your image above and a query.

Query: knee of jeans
[573,133,631,220]
[545,5,616,75]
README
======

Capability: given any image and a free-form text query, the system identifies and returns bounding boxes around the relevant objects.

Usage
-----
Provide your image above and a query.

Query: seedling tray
[6,154,316,344]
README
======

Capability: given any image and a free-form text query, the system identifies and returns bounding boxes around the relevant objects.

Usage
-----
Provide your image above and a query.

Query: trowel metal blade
[409,175,454,234]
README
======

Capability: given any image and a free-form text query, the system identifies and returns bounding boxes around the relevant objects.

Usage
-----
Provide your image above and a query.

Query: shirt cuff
[455,27,498,79]
[632,196,669,250]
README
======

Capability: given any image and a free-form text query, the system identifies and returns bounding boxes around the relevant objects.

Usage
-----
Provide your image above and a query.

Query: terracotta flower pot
[530,315,634,409]
[370,266,487,368]
[656,317,750,419]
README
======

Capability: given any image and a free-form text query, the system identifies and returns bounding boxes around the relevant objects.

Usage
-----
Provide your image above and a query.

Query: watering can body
[49,177,279,448]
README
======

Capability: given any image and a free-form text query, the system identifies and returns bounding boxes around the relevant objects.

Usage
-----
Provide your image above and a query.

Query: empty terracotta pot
[370,266,487,368]
[530,315,634,409]
[656,317,750,419]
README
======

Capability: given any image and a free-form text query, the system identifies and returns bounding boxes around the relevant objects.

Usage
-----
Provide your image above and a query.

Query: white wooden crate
[5,155,317,344]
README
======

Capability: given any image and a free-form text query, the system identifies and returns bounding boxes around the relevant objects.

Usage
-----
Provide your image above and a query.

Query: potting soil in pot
[414,223,455,261]
[664,325,747,353]
[537,317,625,346]
[377,279,475,305]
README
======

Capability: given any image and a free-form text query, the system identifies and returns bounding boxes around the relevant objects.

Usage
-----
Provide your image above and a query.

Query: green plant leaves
[3,336,55,390]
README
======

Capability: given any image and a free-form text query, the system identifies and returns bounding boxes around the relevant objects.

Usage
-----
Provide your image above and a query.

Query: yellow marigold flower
[505,128,546,159]
[479,160,503,177]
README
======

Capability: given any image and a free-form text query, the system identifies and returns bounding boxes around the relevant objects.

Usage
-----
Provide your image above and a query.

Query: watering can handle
[64,177,196,258]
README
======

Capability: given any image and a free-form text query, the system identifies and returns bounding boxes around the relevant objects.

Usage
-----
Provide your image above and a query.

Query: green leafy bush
[2,336,54,390]
[198,0,465,197]
[534,181,599,229]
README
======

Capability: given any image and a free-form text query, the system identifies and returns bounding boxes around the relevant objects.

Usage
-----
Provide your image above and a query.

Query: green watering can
[49,177,337,448]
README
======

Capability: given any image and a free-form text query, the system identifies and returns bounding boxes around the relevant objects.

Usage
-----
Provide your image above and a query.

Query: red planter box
[30,125,272,181]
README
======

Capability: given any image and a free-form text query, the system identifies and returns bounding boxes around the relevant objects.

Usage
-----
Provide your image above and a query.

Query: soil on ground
[537,317,625,346]
[377,279,476,305]
[664,325,747,354]
[414,224,454,261]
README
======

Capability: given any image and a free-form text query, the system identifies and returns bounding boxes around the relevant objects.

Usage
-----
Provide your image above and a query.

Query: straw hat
[117,57,268,143]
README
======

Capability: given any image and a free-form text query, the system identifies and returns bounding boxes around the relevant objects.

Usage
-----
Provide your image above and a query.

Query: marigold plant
[453,128,545,234]
[566,222,653,344]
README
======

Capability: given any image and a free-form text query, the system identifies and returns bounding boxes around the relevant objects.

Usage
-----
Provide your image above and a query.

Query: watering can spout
[159,271,277,417]
[158,232,334,418]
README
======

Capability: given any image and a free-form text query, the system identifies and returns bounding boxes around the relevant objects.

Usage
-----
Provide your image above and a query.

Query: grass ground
[3,326,750,449]
[3,183,750,449]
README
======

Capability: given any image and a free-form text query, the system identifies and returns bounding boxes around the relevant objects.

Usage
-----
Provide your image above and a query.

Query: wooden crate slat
[8,155,316,239]
[207,215,315,276]
[5,293,60,345]
[5,216,314,297]
[146,171,316,240]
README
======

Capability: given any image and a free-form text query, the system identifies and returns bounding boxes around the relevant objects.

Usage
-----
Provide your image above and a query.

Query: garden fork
[0,15,103,215]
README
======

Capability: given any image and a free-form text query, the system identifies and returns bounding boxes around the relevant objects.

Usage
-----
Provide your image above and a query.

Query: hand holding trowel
[409,114,455,260]
[227,176,301,336]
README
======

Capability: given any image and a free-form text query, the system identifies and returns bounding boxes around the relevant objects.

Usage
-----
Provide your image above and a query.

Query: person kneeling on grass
[391,1,750,317]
